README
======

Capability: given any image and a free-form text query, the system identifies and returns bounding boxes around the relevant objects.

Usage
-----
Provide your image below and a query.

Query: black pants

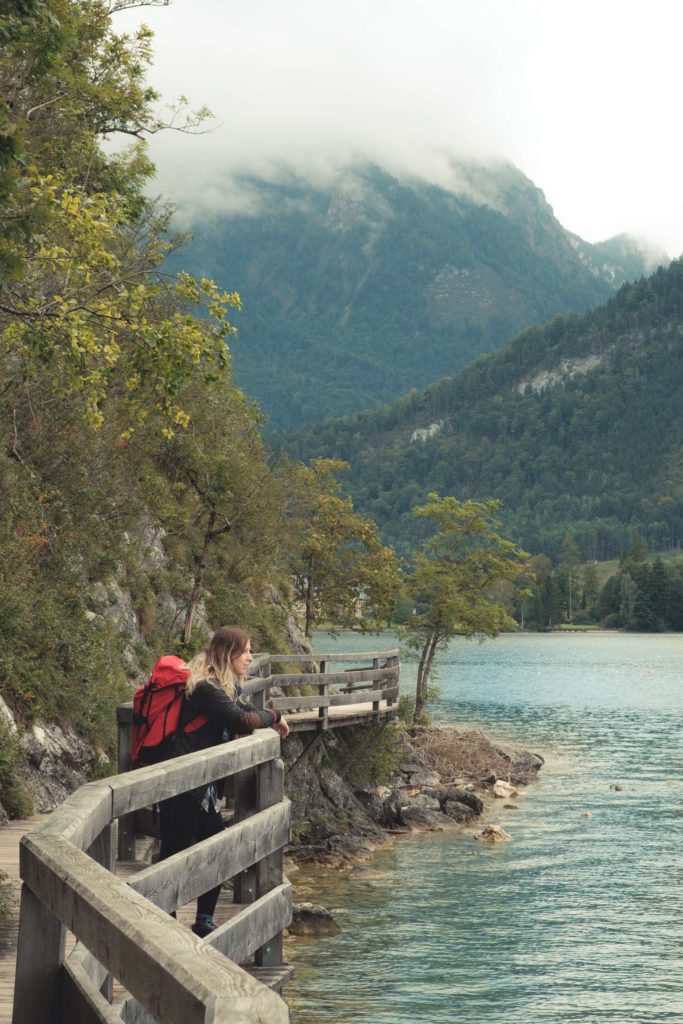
[158,791,225,918]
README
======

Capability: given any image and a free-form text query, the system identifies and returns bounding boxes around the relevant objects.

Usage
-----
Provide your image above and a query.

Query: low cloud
[117,0,683,254]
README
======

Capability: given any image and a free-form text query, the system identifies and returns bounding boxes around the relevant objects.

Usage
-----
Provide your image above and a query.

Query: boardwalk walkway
[0,814,48,1022]
[2,643,401,1019]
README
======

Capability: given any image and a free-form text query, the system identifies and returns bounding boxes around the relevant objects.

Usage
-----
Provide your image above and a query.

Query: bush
[329,721,405,788]
[0,720,33,819]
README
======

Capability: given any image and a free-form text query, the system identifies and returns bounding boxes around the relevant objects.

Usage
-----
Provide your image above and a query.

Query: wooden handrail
[13,732,290,1024]
[116,649,399,840]
[14,648,401,1023]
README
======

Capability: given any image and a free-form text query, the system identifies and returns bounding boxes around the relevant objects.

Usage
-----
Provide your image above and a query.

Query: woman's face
[231,639,253,677]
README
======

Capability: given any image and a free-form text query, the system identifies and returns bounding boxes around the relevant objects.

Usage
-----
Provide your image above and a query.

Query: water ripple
[288,633,683,1023]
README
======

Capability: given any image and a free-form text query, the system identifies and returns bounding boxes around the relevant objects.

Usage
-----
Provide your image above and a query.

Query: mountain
[280,259,683,562]
[170,161,666,429]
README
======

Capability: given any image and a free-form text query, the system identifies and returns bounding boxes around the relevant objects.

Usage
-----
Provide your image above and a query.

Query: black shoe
[191,916,218,937]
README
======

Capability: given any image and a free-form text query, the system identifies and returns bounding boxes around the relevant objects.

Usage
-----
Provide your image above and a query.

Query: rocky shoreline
[283,722,544,868]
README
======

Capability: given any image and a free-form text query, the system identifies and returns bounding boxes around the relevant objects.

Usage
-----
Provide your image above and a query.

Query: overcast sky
[117,0,683,256]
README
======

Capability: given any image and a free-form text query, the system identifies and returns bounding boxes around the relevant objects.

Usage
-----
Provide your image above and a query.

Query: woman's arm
[192,681,281,734]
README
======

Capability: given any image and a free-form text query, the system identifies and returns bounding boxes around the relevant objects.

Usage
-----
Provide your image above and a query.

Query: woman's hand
[275,716,290,739]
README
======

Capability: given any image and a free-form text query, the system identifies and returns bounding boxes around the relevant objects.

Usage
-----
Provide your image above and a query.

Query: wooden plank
[330,683,398,706]
[231,767,258,904]
[203,884,291,963]
[86,822,117,1002]
[20,834,289,1024]
[62,957,123,1024]
[118,703,136,860]
[126,801,290,912]
[338,680,380,693]
[267,650,399,662]
[12,882,66,1024]
[35,782,113,853]
[67,943,108,992]
[265,667,395,688]
[108,732,280,818]
[268,695,330,710]
[241,964,295,995]
[329,689,377,707]
[255,759,286,967]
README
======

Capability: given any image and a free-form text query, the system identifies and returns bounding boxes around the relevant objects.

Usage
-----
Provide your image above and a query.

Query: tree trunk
[413,632,439,724]
[304,558,315,640]
[183,510,216,646]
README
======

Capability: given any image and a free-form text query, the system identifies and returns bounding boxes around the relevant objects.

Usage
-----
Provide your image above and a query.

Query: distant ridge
[170,160,665,428]
[280,258,683,561]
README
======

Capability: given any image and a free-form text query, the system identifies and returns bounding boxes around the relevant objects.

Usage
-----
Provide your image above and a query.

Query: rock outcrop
[284,724,542,865]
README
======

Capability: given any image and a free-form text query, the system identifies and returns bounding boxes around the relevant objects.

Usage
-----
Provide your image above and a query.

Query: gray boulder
[289,903,342,936]
[443,799,479,824]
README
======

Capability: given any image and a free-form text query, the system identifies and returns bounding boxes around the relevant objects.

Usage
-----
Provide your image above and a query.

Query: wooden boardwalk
[0,820,288,1023]
[0,814,49,1022]
[3,648,401,1022]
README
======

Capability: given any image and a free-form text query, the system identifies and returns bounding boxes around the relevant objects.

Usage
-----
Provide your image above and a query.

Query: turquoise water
[286,632,683,1023]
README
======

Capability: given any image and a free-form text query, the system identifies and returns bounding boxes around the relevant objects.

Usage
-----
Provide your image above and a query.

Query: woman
[159,625,289,937]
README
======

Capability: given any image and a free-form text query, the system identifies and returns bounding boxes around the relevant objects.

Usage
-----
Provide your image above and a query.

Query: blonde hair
[186,626,251,699]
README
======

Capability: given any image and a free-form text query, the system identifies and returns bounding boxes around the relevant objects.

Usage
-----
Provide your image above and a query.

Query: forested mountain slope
[280,259,683,560]
[170,162,664,427]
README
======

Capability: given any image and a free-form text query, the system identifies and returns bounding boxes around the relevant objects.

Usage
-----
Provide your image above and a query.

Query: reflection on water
[286,632,683,1023]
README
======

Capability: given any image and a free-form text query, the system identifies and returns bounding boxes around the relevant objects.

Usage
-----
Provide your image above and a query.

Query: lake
[285,631,683,1023]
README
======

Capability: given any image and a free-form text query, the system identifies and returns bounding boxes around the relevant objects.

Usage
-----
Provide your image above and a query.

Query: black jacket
[170,678,279,757]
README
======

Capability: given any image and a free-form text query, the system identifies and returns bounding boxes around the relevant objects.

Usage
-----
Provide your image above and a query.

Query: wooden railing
[13,649,400,1023]
[12,732,290,1024]
[241,649,401,730]
[116,650,399,860]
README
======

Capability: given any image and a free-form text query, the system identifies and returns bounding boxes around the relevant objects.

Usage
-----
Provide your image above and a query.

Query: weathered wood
[264,667,395,688]
[241,964,295,995]
[232,766,258,905]
[87,822,116,873]
[126,802,290,912]
[37,782,112,854]
[20,833,289,1024]
[117,707,137,862]
[61,957,123,1024]
[67,944,108,992]
[203,883,291,963]
[86,822,116,1003]
[255,759,286,967]
[267,650,399,662]
[339,680,382,693]
[108,731,280,818]
[329,683,398,706]
[268,695,331,710]
[12,882,66,1024]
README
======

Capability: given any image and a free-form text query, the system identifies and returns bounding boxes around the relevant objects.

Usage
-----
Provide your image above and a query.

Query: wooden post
[255,759,286,967]
[87,823,117,1003]
[318,660,328,731]
[12,882,66,1024]
[232,769,258,905]
[372,658,382,722]
[117,704,136,861]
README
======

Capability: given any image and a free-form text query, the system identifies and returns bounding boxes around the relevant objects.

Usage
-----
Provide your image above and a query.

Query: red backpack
[132,655,209,763]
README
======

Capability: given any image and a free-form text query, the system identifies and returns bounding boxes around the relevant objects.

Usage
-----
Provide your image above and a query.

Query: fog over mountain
[120,0,683,256]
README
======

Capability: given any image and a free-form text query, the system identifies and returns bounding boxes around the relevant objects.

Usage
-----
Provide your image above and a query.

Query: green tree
[400,494,528,723]
[151,376,291,646]
[288,459,401,640]
[581,562,599,615]
[0,0,233,439]
[559,532,581,621]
